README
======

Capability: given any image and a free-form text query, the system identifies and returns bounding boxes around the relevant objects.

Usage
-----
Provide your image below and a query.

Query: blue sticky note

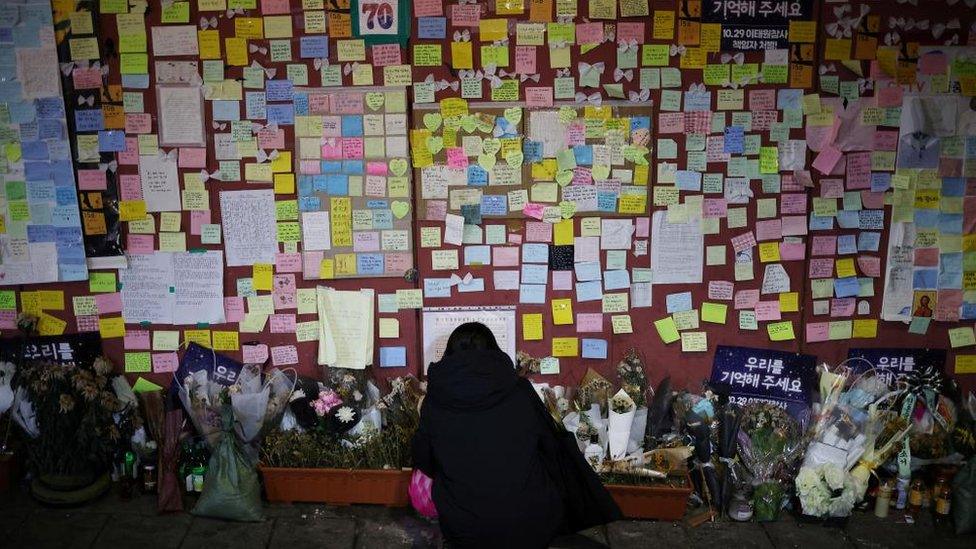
[870,172,891,192]
[858,210,884,230]
[837,234,857,255]
[857,232,880,252]
[604,270,631,291]
[265,80,294,102]
[366,199,389,209]
[460,204,481,225]
[97,130,126,152]
[666,291,693,313]
[357,254,385,275]
[424,278,452,298]
[519,284,547,304]
[342,160,364,174]
[74,108,104,131]
[266,104,294,125]
[120,74,150,89]
[675,170,702,191]
[373,210,393,229]
[37,119,64,140]
[300,36,329,58]
[521,243,549,263]
[836,210,859,229]
[523,140,543,163]
[521,264,548,285]
[325,174,349,195]
[467,165,488,186]
[34,97,64,119]
[379,347,407,368]
[458,278,485,292]
[321,160,343,173]
[809,214,833,231]
[777,89,803,110]
[834,277,861,298]
[631,116,651,132]
[212,100,241,121]
[292,93,309,115]
[341,115,364,137]
[20,140,48,160]
[245,92,267,119]
[573,145,593,166]
[582,339,608,359]
[417,17,447,39]
[464,245,491,265]
[913,209,939,228]
[27,224,55,242]
[724,126,745,154]
[574,261,601,282]
[597,192,617,212]
[939,213,963,234]
[480,194,507,215]
[575,280,603,302]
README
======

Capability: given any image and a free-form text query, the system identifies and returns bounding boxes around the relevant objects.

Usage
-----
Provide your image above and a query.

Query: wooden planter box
[606,474,693,521]
[259,466,411,507]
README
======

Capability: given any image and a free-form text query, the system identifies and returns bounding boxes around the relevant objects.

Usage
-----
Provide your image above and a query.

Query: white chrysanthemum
[823,463,845,491]
[336,406,356,423]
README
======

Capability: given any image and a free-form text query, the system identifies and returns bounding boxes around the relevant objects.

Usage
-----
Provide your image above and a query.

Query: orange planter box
[606,474,693,521]
[259,466,411,507]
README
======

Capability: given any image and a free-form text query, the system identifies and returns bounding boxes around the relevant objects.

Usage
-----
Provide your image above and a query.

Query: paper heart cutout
[388,158,408,176]
[391,201,410,219]
[504,107,522,125]
[505,151,524,168]
[558,106,577,124]
[460,115,478,133]
[481,138,501,155]
[559,200,577,219]
[555,170,574,186]
[478,153,496,171]
[476,117,494,133]
[423,113,443,132]
[365,92,385,111]
[426,136,444,154]
[592,164,611,180]
[443,116,461,131]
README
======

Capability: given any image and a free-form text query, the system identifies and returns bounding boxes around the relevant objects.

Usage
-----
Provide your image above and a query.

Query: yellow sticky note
[553,219,574,245]
[654,317,680,344]
[779,292,799,313]
[198,30,221,59]
[119,200,147,222]
[767,321,796,341]
[184,329,212,348]
[758,242,780,263]
[949,327,976,348]
[479,19,509,42]
[37,313,67,336]
[551,337,579,357]
[653,11,675,40]
[274,173,295,194]
[836,258,857,278]
[69,37,100,60]
[38,290,65,311]
[212,330,240,351]
[451,41,473,69]
[225,37,249,66]
[522,313,543,341]
[263,15,293,38]
[611,315,633,334]
[253,263,273,291]
[852,319,878,339]
[955,355,976,374]
[379,318,400,338]
[701,302,727,324]
[99,317,126,339]
[551,299,573,325]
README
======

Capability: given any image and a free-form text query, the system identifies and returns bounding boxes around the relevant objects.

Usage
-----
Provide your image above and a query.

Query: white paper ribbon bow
[313,58,329,70]
[256,149,279,164]
[157,149,178,162]
[688,82,706,94]
[617,39,638,54]
[77,95,95,107]
[199,16,218,30]
[212,120,228,131]
[99,160,118,173]
[249,43,268,55]
[669,44,686,56]
[199,169,221,183]
[225,7,245,18]
[251,121,279,134]
[520,73,540,83]
[453,29,470,42]
[343,62,360,76]
[613,68,633,82]
[578,61,606,78]
[483,65,503,89]
[574,92,602,106]
[449,273,473,287]
[458,69,483,80]
[721,52,744,65]
[628,89,650,103]
[818,63,836,75]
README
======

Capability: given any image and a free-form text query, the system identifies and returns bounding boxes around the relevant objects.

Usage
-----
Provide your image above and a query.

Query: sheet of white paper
[317,287,375,369]
[138,153,182,212]
[157,86,205,146]
[650,211,703,284]
[150,25,200,57]
[219,189,278,266]
[301,211,332,251]
[173,251,226,325]
[421,306,516,372]
[881,221,916,321]
[121,253,177,324]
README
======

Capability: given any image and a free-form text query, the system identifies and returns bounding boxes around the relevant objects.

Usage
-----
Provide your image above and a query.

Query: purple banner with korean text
[845,348,947,388]
[710,345,816,423]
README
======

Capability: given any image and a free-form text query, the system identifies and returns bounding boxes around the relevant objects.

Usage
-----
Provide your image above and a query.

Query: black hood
[426,348,519,411]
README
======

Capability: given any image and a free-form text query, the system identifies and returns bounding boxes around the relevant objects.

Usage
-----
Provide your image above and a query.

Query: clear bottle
[119,451,135,500]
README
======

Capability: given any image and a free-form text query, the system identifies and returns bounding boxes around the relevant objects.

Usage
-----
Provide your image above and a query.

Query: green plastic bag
[192,415,263,522]
[954,457,976,535]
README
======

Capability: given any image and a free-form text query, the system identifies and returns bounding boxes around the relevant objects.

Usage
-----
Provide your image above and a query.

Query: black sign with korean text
[846,348,947,387]
[710,345,817,422]
[702,0,815,51]
[0,333,103,366]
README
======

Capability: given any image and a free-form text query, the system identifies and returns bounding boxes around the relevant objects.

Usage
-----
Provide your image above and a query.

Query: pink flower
[310,390,343,417]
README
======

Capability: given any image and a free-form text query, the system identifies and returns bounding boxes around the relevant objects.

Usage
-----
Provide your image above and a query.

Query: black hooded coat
[412,348,620,548]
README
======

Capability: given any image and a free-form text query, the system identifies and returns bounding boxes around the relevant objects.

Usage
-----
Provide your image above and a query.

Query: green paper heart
[592,164,611,180]
[443,116,461,131]
[478,153,496,171]
[388,158,408,177]
[364,92,385,111]
[623,145,650,166]
[504,107,522,125]
[505,151,524,169]
[558,106,577,124]
[477,117,494,133]
[482,138,501,155]
[426,136,444,154]
[555,170,574,186]
[423,113,443,132]
[460,115,478,133]
[391,201,410,219]
[559,200,577,219]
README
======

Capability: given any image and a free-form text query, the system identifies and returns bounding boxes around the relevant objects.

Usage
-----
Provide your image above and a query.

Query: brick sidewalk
[1,488,974,548]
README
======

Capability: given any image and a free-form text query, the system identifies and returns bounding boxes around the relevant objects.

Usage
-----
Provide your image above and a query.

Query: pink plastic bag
[409,469,438,518]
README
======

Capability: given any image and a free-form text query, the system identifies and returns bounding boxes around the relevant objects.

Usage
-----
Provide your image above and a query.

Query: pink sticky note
[708,281,734,301]
[635,217,650,238]
[72,68,102,89]
[576,313,603,332]
[118,137,139,165]
[617,22,645,43]
[914,248,939,267]
[734,289,760,310]
[658,112,685,134]
[0,310,17,329]
[845,152,872,189]
[874,130,898,151]
[450,4,480,27]
[77,169,107,190]
[755,301,782,321]
[260,0,291,14]
[936,290,962,322]
[271,345,299,366]
[703,198,728,218]
[781,216,807,236]
[525,221,552,242]
[413,0,443,16]
[124,329,151,350]
[812,145,842,175]
[127,234,155,254]
[552,271,573,291]
[755,219,782,242]
[525,87,554,108]
[152,352,179,373]
[342,137,365,159]
[242,344,269,364]
[876,85,903,107]
[257,128,285,149]
[269,314,297,333]
[830,298,855,317]
[861,192,885,209]
[124,113,152,134]
[856,256,881,277]
[492,246,520,267]
[522,203,545,221]
[302,251,324,279]
[507,233,523,245]
[371,44,402,66]
[575,22,604,44]
[811,236,837,256]
[809,258,834,278]
[731,231,757,252]
[76,315,99,332]
[805,322,830,343]
[276,252,303,273]
[224,296,245,322]
[118,174,143,201]
[749,89,776,110]
[190,210,211,235]
[299,160,320,175]
[179,148,207,168]
[514,46,537,74]
[780,242,806,261]
[446,148,468,169]
[94,292,123,314]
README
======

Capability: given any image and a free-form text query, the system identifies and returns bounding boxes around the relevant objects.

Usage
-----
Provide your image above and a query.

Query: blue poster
[710,345,817,423]
[846,348,947,387]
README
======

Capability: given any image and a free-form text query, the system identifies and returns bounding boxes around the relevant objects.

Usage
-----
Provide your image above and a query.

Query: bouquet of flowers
[796,463,863,518]
[616,349,649,454]
[737,402,805,521]
[608,389,636,460]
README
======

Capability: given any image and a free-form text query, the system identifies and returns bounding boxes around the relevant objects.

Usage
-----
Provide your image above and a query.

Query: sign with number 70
[351,0,410,44]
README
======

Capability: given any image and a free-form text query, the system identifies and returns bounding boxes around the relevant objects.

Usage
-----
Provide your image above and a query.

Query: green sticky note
[767,321,796,341]
[701,302,728,324]
[120,53,148,75]
[124,352,151,373]
[0,290,15,310]
[949,326,976,348]
[829,320,853,340]
[654,317,680,344]
[739,311,758,330]
[908,316,931,335]
[132,377,164,393]
[160,1,190,23]
[89,272,117,293]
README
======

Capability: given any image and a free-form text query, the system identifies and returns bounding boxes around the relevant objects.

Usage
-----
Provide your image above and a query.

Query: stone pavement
[1,487,974,549]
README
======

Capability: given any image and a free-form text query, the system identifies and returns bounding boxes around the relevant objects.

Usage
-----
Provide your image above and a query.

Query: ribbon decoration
[555,68,571,78]
[578,61,606,78]
[458,69,483,80]
[932,18,960,39]
[449,273,474,287]
[157,149,179,162]
[483,64,503,89]
[199,16,218,30]
[574,92,602,106]
[617,39,638,54]
[256,149,279,164]
[249,44,268,55]
[720,52,745,65]
[818,63,836,75]
[313,58,329,70]
[98,160,118,173]
[251,121,279,135]
[343,62,360,76]
[628,89,650,103]
[669,44,686,56]
[225,7,246,18]
[199,169,221,183]
[520,73,540,83]
[452,29,470,42]
[613,68,633,82]
[77,95,95,107]
[212,120,228,131]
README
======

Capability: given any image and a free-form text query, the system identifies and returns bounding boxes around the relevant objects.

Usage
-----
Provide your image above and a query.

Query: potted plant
[15,356,133,504]
[259,374,420,506]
